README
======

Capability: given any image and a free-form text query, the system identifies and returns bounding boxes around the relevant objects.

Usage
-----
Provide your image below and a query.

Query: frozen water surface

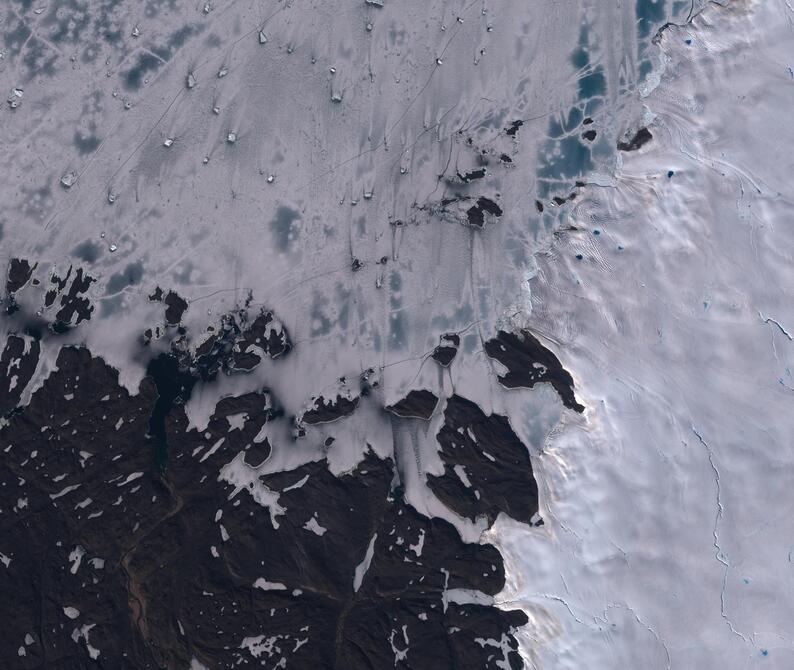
[1,0,792,668]
[1,0,673,375]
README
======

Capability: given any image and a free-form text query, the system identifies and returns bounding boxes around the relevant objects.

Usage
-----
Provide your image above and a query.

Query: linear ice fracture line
[653,0,731,45]
[499,594,592,629]
[692,427,751,643]
[600,603,671,670]
[759,311,794,341]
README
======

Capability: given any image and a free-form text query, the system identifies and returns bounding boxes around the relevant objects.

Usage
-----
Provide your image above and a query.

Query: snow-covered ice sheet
[488,2,794,667]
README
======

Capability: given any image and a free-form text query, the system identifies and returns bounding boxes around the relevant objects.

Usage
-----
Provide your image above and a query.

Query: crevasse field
[0,0,792,667]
